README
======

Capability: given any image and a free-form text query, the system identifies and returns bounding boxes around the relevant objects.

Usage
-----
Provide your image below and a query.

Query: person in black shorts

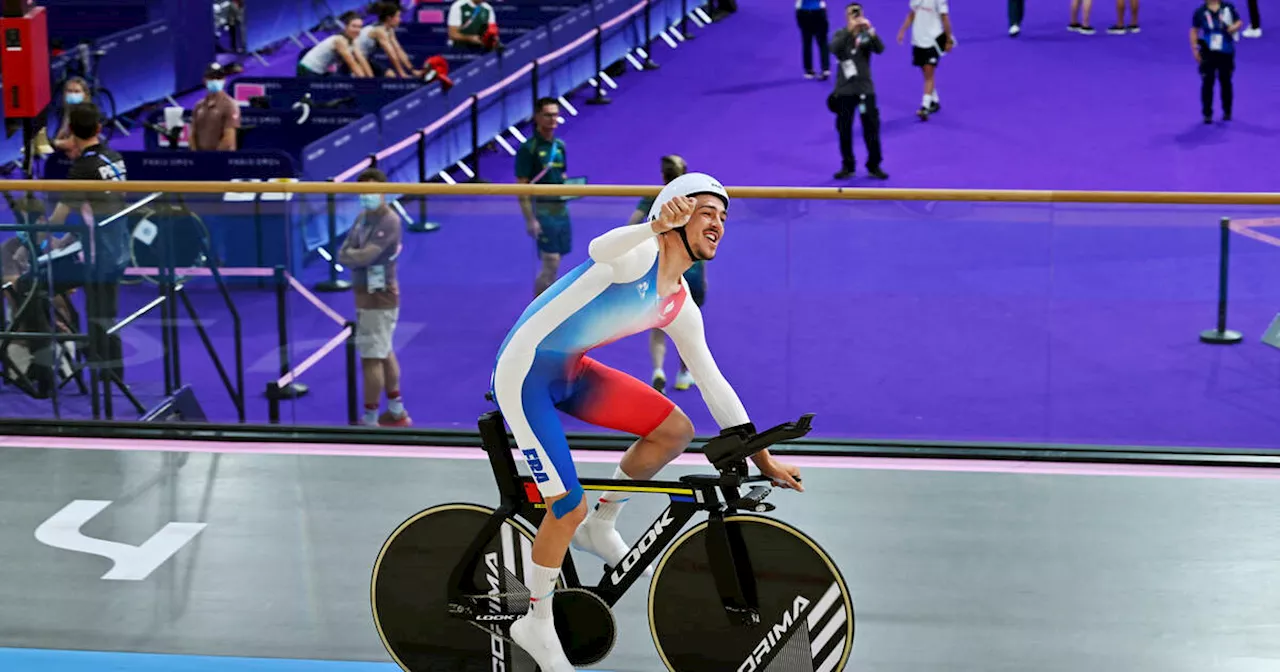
[45,103,131,390]
[898,0,953,120]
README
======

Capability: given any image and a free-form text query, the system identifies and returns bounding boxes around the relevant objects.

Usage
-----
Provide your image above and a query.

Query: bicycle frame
[446,410,767,625]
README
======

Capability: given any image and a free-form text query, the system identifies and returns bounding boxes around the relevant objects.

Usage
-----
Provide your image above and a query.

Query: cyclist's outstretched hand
[759,457,804,492]
[651,196,696,233]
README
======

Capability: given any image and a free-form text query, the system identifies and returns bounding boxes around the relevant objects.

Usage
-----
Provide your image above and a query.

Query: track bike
[370,407,855,671]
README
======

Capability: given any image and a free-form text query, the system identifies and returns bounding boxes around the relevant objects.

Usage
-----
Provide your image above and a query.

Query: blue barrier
[142,107,368,161]
[50,20,176,119]
[243,0,367,54]
[229,77,424,113]
[283,0,697,270]
[40,150,299,278]
[40,0,150,46]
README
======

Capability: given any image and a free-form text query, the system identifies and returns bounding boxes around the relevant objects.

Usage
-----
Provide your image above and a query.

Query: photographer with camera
[828,2,888,181]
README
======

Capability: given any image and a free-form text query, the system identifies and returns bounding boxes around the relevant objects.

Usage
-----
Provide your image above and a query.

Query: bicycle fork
[706,510,762,627]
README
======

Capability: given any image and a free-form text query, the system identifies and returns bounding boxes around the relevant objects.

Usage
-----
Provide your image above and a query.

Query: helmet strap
[675,227,701,262]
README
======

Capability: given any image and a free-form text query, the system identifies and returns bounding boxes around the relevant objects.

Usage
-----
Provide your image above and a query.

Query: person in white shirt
[298,11,374,77]
[897,0,953,121]
[356,3,425,78]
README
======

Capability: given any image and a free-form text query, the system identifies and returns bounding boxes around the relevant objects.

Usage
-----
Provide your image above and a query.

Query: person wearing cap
[190,63,240,151]
[489,172,804,672]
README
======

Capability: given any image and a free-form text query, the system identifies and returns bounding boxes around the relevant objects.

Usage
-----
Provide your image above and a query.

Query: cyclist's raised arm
[587,220,660,263]
[661,298,750,429]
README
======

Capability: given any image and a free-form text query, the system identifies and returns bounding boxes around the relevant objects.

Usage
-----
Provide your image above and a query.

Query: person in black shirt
[46,102,131,388]
[1191,0,1243,123]
[829,2,888,180]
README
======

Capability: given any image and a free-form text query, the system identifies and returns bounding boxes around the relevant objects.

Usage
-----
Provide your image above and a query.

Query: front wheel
[370,503,544,672]
[648,514,855,672]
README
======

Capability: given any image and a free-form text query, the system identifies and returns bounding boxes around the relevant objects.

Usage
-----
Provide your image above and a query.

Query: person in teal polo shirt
[627,154,708,393]
[516,98,571,296]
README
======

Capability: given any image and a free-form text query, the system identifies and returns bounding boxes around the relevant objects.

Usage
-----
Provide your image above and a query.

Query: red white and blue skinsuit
[491,219,750,517]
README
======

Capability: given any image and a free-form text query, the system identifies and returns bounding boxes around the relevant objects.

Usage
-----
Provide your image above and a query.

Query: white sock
[931,90,940,103]
[362,407,379,425]
[592,466,634,525]
[922,93,932,107]
[528,562,559,619]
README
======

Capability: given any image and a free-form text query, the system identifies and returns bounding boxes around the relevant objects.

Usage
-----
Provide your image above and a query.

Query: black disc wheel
[371,503,546,672]
[649,514,855,672]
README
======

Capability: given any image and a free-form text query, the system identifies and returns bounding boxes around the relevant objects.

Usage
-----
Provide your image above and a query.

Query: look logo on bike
[489,172,805,671]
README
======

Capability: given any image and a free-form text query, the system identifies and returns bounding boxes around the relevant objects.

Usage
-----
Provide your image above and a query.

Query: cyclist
[490,172,804,671]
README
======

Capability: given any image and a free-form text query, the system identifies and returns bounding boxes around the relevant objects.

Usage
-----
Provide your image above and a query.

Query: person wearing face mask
[190,63,240,151]
[337,168,411,428]
[45,77,94,158]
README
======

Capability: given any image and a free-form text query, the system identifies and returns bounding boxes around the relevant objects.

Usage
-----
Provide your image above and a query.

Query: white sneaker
[510,614,575,672]
[1243,27,1262,38]
[572,518,654,578]
[674,370,695,391]
[1009,24,1020,36]
[651,368,666,394]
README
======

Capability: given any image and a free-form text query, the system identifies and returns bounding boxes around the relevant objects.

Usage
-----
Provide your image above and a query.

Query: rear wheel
[648,514,855,672]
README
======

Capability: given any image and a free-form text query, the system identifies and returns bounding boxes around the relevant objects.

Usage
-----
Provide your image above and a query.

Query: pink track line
[1233,217,1280,229]
[285,272,348,327]
[2,435,1276,482]
[333,158,374,183]
[276,325,353,387]
[1229,220,1280,248]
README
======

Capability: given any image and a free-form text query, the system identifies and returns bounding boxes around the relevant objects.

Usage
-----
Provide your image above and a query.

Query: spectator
[796,0,831,80]
[1008,0,1024,36]
[337,168,411,428]
[45,103,131,389]
[515,98,570,297]
[190,63,240,151]
[897,0,953,121]
[44,77,93,158]
[447,0,498,52]
[298,11,374,77]
[1107,0,1140,33]
[624,155,709,393]
[1243,0,1261,37]
[1069,0,1096,33]
[830,2,887,181]
[356,3,424,78]
[1192,0,1243,123]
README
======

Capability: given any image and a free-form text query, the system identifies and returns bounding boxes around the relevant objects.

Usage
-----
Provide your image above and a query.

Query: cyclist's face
[684,194,727,260]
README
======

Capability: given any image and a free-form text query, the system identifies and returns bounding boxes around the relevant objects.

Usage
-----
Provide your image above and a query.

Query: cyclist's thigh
[560,356,676,437]
[493,359,582,512]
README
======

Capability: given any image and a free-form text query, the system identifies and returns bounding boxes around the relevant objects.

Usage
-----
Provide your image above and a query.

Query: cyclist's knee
[547,484,587,522]
[648,407,695,451]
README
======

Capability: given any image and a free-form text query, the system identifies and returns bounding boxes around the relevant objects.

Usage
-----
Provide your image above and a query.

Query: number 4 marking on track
[34,500,207,581]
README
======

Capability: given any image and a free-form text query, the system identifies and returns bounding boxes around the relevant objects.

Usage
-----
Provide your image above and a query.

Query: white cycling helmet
[645,172,729,262]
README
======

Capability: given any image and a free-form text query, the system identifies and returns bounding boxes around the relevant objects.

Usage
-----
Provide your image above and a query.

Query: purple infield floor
[5,1,1280,451]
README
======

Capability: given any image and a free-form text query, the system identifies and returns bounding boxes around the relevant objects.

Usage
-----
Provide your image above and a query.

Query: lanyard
[531,141,561,184]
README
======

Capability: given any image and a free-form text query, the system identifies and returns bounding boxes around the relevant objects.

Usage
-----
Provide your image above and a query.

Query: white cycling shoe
[572,518,654,578]
[510,614,576,672]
